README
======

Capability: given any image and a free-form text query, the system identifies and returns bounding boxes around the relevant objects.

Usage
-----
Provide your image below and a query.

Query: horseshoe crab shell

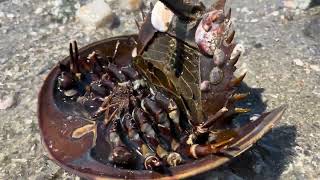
[38,35,286,180]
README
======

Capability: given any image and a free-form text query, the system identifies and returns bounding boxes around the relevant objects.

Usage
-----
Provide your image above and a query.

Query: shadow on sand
[187,83,296,180]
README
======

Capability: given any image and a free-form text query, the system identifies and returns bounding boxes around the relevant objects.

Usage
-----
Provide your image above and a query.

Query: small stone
[120,0,143,11]
[11,158,28,163]
[283,0,296,8]
[25,119,33,125]
[271,11,279,16]
[253,42,263,48]
[283,0,313,9]
[285,14,294,21]
[304,17,320,41]
[310,65,320,72]
[0,95,16,110]
[76,0,114,29]
[312,88,320,97]
[6,13,15,18]
[0,58,7,64]
[250,18,258,23]
[35,7,43,14]
[293,59,304,66]
[240,7,250,14]
[305,67,311,74]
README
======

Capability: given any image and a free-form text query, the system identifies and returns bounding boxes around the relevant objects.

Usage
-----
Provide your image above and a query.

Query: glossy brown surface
[38,35,286,180]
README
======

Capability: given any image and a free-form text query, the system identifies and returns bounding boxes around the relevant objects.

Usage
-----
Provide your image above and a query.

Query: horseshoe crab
[38,0,286,179]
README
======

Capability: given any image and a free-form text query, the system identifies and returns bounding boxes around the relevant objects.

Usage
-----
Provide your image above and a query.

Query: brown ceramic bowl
[38,35,286,180]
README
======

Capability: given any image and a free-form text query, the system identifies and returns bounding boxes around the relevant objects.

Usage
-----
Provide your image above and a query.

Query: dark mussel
[38,0,286,179]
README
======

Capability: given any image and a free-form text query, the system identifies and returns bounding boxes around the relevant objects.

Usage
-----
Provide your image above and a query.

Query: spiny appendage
[193,1,250,138]
[133,0,249,150]
[62,40,190,169]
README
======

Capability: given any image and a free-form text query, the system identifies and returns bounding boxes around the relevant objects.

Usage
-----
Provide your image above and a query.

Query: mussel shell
[38,35,286,179]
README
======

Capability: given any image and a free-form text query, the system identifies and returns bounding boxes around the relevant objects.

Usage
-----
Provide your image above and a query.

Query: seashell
[151,1,174,32]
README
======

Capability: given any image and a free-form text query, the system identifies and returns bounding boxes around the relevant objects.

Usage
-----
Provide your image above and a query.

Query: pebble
[35,7,43,15]
[312,89,320,97]
[0,153,5,162]
[271,11,280,16]
[304,16,320,41]
[240,7,252,14]
[0,95,16,110]
[76,0,114,29]
[283,0,312,9]
[120,0,142,11]
[25,119,33,125]
[6,13,15,18]
[283,11,294,21]
[253,42,263,48]
[0,58,7,64]
[310,65,320,72]
[11,158,28,163]
[250,18,258,23]
[293,59,304,66]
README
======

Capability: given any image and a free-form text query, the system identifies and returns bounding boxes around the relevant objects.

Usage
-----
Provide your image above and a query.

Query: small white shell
[151,1,174,32]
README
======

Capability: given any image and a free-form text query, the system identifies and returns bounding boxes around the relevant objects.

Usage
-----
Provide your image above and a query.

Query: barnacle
[38,0,286,179]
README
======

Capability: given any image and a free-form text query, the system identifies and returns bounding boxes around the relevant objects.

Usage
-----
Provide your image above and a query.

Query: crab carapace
[38,0,286,179]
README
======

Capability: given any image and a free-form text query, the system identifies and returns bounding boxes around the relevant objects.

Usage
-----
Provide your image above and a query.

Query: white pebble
[6,13,15,18]
[250,19,258,23]
[283,0,312,10]
[293,59,304,66]
[11,158,27,163]
[271,11,279,16]
[76,0,114,29]
[310,65,320,72]
[35,7,43,14]
[0,95,15,110]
